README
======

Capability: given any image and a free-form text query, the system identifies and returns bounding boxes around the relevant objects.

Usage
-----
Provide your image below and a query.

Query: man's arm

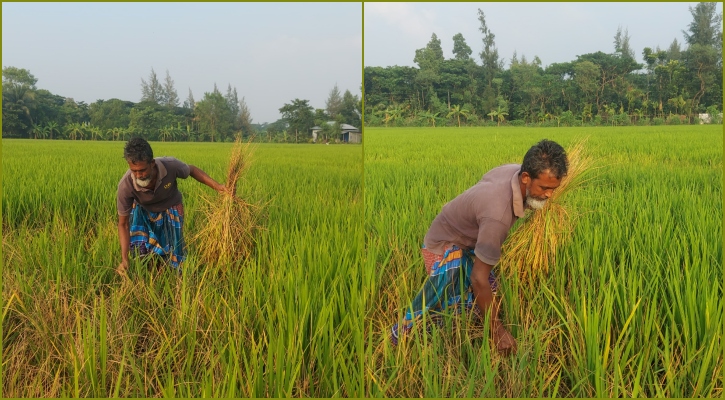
[470,256,517,355]
[188,165,227,194]
[117,214,130,275]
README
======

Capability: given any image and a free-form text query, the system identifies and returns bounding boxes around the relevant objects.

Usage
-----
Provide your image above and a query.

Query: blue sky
[365,2,721,69]
[3,3,362,123]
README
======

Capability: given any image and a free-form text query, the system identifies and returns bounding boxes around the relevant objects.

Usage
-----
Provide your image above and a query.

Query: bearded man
[116,137,226,275]
[391,139,569,355]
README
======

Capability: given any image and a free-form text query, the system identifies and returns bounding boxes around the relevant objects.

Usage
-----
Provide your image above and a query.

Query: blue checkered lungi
[129,202,186,268]
[390,245,498,345]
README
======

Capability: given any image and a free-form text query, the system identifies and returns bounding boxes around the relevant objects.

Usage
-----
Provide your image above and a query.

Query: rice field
[363,125,723,397]
[2,140,363,397]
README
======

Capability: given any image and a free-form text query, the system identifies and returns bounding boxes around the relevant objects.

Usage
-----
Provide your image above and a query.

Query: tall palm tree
[31,124,44,139]
[79,122,90,140]
[65,122,83,140]
[89,125,102,141]
[119,127,131,141]
[46,121,59,140]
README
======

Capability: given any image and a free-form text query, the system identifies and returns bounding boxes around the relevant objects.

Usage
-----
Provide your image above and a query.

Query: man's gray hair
[521,139,568,179]
[124,137,154,164]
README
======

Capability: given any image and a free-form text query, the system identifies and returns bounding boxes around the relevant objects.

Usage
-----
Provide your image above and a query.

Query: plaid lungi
[129,202,186,268]
[390,245,498,346]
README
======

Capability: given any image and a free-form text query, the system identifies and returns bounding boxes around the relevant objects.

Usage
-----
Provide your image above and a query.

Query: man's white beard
[135,177,152,188]
[525,188,547,210]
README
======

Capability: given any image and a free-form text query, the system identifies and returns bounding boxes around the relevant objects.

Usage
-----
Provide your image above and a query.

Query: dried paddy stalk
[500,138,595,282]
[194,139,261,267]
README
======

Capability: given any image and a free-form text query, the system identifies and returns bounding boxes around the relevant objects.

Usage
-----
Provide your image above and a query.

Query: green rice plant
[364,125,722,397]
[2,140,363,397]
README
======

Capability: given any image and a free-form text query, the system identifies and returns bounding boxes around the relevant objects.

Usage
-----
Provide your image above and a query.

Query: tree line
[2,67,361,143]
[364,3,723,128]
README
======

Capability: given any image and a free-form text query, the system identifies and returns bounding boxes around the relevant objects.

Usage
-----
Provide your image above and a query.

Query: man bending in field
[116,137,227,275]
[391,139,568,356]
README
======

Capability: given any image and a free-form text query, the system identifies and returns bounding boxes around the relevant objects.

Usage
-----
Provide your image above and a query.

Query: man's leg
[129,202,152,259]
[164,203,186,271]
[391,246,474,345]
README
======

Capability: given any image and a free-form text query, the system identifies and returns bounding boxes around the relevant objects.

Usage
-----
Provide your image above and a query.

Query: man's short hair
[124,137,154,164]
[521,139,568,180]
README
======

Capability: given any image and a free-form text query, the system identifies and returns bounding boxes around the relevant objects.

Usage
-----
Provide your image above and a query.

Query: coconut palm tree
[108,127,120,141]
[31,124,45,139]
[79,122,90,140]
[45,121,60,140]
[65,122,84,141]
[89,125,102,140]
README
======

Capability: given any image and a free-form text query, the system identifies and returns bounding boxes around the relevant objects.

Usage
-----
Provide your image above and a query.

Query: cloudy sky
[3,3,362,124]
[365,2,720,69]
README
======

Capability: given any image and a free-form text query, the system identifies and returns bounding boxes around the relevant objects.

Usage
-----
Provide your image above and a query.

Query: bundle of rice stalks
[499,138,595,283]
[194,138,262,267]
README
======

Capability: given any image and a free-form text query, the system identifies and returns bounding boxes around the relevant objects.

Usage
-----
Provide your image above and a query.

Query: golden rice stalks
[499,138,595,283]
[193,138,262,267]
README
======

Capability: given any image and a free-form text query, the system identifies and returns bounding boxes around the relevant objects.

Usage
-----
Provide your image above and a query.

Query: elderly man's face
[522,170,562,210]
[128,160,156,188]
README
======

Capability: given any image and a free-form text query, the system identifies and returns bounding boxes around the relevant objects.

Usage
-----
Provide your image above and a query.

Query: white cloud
[366,3,437,38]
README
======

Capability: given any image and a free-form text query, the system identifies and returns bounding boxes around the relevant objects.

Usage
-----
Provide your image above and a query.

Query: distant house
[698,113,723,124]
[311,121,361,143]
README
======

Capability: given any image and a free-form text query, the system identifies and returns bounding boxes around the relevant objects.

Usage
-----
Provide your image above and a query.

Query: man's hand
[470,257,517,356]
[492,323,517,356]
[116,260,129,277]
[215,184,229,195]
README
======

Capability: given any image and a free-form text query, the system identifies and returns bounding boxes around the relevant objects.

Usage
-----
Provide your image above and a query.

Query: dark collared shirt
[424,163,526,265]
[116,157,191,215]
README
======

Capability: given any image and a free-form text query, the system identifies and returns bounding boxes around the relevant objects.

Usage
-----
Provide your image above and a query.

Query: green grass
[363,125,722,397]
[2,140,363,397]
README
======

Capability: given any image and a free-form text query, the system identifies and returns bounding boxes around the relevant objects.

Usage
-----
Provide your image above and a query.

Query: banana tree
[417,110,440,127]
[487,109,498,123]
[447,105,469,127]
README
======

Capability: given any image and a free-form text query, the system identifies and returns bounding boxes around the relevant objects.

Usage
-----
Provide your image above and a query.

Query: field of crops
[364,126,722,397]
[2,140,363,397]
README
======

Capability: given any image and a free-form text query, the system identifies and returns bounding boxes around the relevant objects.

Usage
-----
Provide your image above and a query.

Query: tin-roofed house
[311,121,361,144]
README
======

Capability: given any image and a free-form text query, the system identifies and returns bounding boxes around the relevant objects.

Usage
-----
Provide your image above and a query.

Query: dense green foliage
[1,68,362,143]
[364,3,722,128]
[364,126,722,396]
[2,141,363,396]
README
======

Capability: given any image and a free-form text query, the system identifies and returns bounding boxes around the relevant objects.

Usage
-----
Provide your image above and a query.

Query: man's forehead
[129,160,153,170]
[534,173,561,186]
